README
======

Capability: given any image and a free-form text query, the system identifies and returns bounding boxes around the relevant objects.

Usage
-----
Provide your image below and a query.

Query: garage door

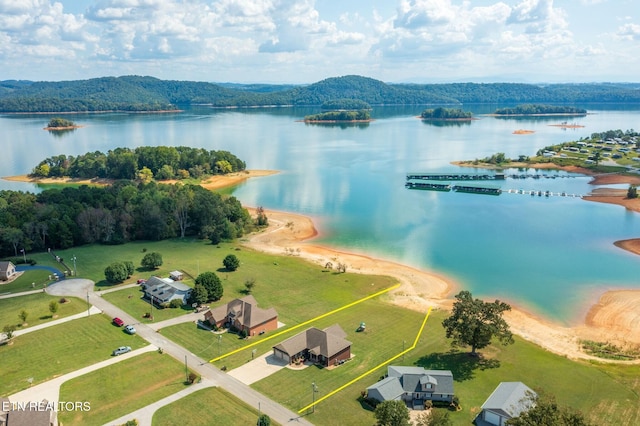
[483,410,501,426]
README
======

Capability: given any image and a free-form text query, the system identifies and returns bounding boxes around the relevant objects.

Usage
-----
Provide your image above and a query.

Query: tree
[223,254,240,271]
[137,166,154,183]
[257,414,271,426]
[3,324,16,341]
[195,271,223,302]
[188,284,208,306]
[244,277,256,294]
[415,409,452,426]
[123,260,135,277]
[627,185,637,199]
[441,290,514,355]
[141,252,163,269]
[49,300,59,316]
[18,309,29,324]
[506,393,592,426]
[255,206,268,227]
[105,262,128,283]
[374,400,411,426]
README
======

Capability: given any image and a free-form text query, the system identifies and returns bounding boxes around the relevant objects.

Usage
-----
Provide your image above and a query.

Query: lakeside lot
[1,239,640,425]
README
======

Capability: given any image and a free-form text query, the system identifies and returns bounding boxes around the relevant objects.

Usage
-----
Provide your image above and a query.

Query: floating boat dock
[405,182,452,191]
[407,172,505,181]
[452,184,502,195]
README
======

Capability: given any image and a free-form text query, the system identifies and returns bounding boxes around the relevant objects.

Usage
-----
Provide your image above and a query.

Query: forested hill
[1,75,639,112]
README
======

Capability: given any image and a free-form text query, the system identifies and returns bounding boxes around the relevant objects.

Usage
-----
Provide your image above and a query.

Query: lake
[2,105,640,323]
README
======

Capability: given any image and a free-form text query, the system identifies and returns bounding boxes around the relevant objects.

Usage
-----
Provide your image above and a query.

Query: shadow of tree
[415,351,500,381]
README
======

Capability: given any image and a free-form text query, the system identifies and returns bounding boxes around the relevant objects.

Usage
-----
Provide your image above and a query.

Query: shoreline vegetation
[5,167,640,362]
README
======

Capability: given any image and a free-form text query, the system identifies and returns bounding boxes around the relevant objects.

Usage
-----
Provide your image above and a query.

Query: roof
[205,296,277,329]
[0,261,15,271]
[144,276,191,302]
[273,324,351,359]
[366,376,405,401]
[481,382,536,419]
[387,366,454,396]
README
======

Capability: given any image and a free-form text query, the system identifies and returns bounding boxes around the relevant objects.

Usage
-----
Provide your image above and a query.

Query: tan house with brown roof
[0,261,16,281]
[204,295,278,337]
[272,324,352,367]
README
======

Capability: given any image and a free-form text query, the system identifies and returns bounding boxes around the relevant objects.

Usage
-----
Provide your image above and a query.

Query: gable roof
[481,382,536,419]
[206,296,277,329]
[0,261,15,272]
[387,366,454,396]
[273,324,351,359]
[144,276,191,302]
[366,376,405,401]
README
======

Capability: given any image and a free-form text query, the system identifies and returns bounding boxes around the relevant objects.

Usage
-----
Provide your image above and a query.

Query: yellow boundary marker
[209,283,400,363]
[297,306,433,414]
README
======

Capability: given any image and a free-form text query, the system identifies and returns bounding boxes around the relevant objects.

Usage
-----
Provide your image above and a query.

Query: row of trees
[304,110,370,122]
[0,182,257,257]
[493,104,587,115]
[31,146,246,181]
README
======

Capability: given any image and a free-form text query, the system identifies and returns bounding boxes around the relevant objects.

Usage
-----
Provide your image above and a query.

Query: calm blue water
[2,105,640,323]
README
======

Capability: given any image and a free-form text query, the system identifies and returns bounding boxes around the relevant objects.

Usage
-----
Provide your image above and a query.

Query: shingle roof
[206,296,277,329]
[273,324,351,358]
[366,376,405,401]
[387,366,454,396]
[144,276,191,303]
[481,382,536,418]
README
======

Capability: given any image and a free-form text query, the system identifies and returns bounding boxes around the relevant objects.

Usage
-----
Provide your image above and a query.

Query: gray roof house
[143,276,192,305]
[367,366,454,409]
[0,261,17,281]
[479,382,536,426]
[272,324,351,367]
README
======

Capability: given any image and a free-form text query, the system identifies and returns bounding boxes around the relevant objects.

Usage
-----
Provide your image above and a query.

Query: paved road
[45,279,313,426]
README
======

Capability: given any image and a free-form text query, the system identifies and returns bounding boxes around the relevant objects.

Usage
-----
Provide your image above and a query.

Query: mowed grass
[0,269,54,294]
[152,387,281,426]
[0,293,85,330]
[251,309,640,426]
[102,286,195,324]
[0,314,146,396]
[59,352,191,426]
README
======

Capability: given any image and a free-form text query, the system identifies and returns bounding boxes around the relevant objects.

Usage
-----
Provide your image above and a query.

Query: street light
[217,334,222,355]
[311,382,319,413]
[71,255,77,276]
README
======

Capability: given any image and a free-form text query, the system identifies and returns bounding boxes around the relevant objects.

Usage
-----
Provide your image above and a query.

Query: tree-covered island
[303,109,371,122]
[492,104,587,116]
[420,107,474,120]
[44,117,80,130]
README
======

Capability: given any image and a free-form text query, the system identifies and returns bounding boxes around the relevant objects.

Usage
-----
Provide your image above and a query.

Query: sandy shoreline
[4,168,640,360]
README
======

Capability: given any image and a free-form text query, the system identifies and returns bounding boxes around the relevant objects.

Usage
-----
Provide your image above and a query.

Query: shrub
[141,252,163,269]
[223,254,240,271]
[105,262,128,283]
[169,299,183,309]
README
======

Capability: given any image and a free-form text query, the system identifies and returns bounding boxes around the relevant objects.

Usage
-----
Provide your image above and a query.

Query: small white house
[0,261,17,281]
[143,276,191,305]
[169,270,184,281]
[480,382,536,426]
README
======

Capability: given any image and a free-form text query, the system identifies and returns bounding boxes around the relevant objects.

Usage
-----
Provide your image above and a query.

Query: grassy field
[0,293,85,330]
[59,351,192,426]
[0,314,146,396]
[152,387,280,426]
[102,286,195,324]
[0,269,54,294]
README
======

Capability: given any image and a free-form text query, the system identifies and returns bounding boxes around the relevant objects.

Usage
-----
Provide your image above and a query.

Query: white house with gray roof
[479,382,536,426]
[366,366,454,409]
[143,276,192,305]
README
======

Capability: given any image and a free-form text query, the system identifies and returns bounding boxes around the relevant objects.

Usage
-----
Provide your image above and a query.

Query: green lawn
[152,386,281,426]
[59,351,191,426]
[0,269,55,294]
[102,286,195,324]
[0,293,85,331]
[0,314,146,396]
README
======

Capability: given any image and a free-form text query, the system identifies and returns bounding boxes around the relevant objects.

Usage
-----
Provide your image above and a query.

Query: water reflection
[303,121,370,130]
[47,128,77,138]
[420,119,473,127]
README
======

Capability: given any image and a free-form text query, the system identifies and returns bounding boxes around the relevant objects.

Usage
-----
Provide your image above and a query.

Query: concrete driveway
[227,352,289,385]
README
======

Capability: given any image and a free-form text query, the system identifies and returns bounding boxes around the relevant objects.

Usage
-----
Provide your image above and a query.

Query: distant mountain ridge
[1,75,639,112]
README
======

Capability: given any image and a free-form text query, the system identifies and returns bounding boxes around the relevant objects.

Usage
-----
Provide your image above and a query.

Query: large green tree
[195,271,223,302]
[441,290,514,355]
[141,252,163,270]
[373,400,411,426]
[223,254,240,271]
[104,262,128,283]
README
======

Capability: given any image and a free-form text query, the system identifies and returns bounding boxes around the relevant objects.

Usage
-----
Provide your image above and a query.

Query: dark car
[112,317,124,327]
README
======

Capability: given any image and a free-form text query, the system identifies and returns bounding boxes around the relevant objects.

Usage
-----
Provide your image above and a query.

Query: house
[204,295,278,336]
[169,270,183,281]
[272,324,351,367]
[0,261,16,281]
[0,398,57,426]
[366,366,454,409]
[143,276,192,305]
[479,382,536,426]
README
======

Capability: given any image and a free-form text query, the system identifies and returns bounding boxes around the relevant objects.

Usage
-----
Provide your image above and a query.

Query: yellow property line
[208,283,400,363]
[297,306,433,414]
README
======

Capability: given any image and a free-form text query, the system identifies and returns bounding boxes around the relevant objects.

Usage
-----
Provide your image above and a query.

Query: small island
[303,109,371,123]
[44,117,82,130]
[419,107,474,120]
[492,104,587,116]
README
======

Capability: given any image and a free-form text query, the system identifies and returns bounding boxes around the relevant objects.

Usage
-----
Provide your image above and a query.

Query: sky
[0,0,638,84]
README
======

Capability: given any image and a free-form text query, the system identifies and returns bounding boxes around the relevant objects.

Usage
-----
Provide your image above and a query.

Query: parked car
[112,317,124,327]
[124,325,136,335]
[137,279,146,284]
[112,346,132,356]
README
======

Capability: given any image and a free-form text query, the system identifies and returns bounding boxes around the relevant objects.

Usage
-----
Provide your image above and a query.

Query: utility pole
[311,382,318,413]
[20,248,26,264]
[71,255,77,276]
[86,290,90,317]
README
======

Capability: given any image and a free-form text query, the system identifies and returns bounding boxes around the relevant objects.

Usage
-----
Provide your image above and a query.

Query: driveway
[227,352,289,385]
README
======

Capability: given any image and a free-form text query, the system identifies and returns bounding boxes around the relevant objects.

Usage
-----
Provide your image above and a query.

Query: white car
[112,346,132,356]
[124,325,136,335]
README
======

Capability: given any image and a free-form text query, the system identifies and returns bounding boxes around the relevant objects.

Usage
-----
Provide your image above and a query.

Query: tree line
[420,107,473,119]
[0,182,257,258]
[493,104,587,115]
[304,110,370,121]
[4,75,639,112]
[31,146,246,181]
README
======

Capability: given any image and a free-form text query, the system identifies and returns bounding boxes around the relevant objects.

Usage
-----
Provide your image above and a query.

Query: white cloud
[616,22,640,41]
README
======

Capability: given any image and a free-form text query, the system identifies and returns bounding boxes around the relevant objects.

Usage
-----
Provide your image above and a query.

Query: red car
[112,317,124,327]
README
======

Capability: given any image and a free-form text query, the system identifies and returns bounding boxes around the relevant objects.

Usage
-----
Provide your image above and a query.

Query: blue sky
[0,0,638,83]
